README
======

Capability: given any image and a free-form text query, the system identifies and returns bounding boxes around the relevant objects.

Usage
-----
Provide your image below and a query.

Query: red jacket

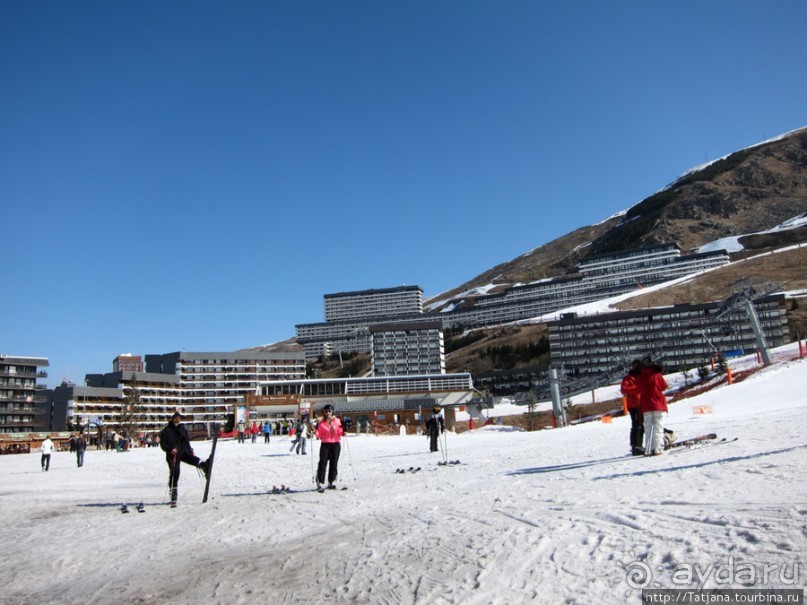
[620,374,641,409]
[315,417,343,443]
[637,366,668,414]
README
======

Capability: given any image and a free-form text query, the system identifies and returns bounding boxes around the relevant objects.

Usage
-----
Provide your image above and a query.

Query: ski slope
[0,348,805,604]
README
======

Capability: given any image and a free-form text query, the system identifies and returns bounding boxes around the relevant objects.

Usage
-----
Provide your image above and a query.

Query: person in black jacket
[425,405,445,453]
[159,412,208,507]
[75,434,87,467]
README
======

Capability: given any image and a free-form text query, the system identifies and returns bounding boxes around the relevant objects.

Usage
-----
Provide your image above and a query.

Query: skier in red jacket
[620,360,644,456]
[637,358,668,456]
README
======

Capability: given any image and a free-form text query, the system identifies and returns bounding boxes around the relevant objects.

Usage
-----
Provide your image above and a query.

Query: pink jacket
[315,418,343,443]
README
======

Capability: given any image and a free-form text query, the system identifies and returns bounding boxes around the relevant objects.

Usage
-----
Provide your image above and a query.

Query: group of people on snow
[160,403,349,505]
[40,402,446,507]
[620,357,673,456]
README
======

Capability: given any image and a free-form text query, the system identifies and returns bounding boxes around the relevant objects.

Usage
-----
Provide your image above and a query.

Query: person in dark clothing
[75,434,87,467]
[159,412,209,507]
[425,406,445,453]
[620,360,644,456]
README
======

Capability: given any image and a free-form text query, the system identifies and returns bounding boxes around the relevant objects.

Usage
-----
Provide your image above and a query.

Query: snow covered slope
[1,348,805,604]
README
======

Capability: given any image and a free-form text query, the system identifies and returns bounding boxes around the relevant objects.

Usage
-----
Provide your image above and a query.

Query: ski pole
[342,431,357,483]
[310,426,316,485]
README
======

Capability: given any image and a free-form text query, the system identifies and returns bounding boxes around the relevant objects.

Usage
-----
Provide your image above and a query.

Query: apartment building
[145,351,306,426]
[55,371,183,434]
[295,245,732,358]
[370,321,446,376]
[546,294,789,378]
[297,286,428,360]
[324,286,423,323]
[0,355,49,433]
[53,351,306,434]
[442,245,731,329]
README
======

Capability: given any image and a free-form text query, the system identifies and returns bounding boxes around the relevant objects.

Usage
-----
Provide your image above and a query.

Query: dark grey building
[547,294,790,378]
[0,355,49,433]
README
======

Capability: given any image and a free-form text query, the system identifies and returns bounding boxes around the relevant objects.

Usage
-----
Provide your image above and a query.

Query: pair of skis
[666,433,738,452]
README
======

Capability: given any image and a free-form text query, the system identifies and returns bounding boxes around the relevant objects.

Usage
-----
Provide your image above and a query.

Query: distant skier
[425,405,445,453]
[621,361,645,456]
[290,419,310,455]
[75,434,87,467]
[159,412,209,507]
[40,436,54,471]
[298,420,312,455]
[315,405,343,490]
[637,357,669,456]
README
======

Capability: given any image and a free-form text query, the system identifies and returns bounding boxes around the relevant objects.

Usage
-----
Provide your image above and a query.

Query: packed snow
[1,345,805,605]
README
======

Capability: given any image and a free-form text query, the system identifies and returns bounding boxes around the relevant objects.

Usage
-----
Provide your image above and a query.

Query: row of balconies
[0,400,37,409]
[0,369,48,379]
[179,363,304,370]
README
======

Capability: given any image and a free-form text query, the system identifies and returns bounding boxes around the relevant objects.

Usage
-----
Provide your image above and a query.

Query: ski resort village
[5,4,807,603]
[2,236,806,603]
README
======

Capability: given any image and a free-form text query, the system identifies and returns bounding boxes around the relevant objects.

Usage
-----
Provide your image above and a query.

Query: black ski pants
[429,430,440,452]
[629,408,644,451]
[317,442,341,485]
[166,450,201,502]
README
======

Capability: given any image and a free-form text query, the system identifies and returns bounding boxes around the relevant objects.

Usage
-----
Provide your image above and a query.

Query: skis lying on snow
[666,434,739,454]
[666,433,717,449]
[437,460,463,466]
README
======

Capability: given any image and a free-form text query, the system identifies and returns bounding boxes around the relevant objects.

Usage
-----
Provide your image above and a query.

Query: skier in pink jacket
[315,404,343,490]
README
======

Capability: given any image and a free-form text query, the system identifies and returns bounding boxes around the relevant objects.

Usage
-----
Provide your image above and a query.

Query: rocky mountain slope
[257,128,807,377]
[432,127,807,306]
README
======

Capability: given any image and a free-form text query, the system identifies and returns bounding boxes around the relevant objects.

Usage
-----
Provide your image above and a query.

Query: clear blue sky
[3,1,806,388]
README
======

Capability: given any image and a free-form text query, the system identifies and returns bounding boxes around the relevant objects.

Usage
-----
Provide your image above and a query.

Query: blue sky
[3,1,806,388]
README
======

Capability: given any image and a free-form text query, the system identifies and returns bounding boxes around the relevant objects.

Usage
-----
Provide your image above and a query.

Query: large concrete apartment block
[144,351,306,425]
[0,355,49,433]
[296,245,732,359]
[324,286,424,323]
[370,322,446,376]
[54,351,307,434]
[547,294,789,378]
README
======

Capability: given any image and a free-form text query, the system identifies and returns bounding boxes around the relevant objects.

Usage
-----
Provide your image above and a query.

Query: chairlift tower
[716,278,777,366]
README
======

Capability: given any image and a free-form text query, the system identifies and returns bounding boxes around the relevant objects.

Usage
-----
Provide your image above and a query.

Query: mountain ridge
[253,127,807,376]
[430,126,807,307]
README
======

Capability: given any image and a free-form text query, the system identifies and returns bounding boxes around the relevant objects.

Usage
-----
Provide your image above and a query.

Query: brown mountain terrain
[432,128,807,307]
[260,128,807,378]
